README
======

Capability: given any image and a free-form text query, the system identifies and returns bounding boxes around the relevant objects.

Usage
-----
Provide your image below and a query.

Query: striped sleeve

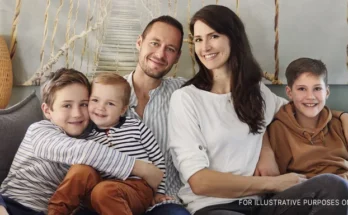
[138,121,166,194]
[30,121,135,180]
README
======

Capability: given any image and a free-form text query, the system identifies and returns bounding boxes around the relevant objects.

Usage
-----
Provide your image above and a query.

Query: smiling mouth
[68,121,84,125]
[148,57,166,66]
[94,112,107,118]
[303,103,318,107]
[204,53,217,60]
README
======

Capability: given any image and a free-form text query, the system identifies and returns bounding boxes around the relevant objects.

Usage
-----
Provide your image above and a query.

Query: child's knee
[66,165,99,181]
[91,181,130,204]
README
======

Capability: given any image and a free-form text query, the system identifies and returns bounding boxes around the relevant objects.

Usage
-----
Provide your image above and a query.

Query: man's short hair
[141,15,184,50]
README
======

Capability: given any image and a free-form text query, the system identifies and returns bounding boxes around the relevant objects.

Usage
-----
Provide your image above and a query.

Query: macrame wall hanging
[6,0,348,85]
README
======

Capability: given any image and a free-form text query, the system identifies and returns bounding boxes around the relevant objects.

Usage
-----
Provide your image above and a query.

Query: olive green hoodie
[267,102,348,179]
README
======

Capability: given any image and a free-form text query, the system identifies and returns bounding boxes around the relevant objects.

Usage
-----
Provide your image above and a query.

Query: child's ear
[41,103,52,120]
[326,86,330,99]
[285,86,293,100]
[121,105,129,116]
[136,35,143,51]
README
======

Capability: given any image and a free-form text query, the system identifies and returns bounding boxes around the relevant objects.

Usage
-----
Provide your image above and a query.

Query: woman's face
[193,20,231,73]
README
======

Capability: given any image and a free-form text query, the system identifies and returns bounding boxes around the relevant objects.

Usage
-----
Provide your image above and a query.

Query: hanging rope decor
[65,0,74,67]
[187,0,196,76]
[71,0,80,68]
[50,0,64,59]
[39,0,51,70]
[93,0,103,68]
[10,0,22,59]
[263,71,282,85]
[80,0,91,71]
[274,0,280,82]
[22,0,111,86]
[261,0,282,84]
[168,0,179,77]
[9,0,346,86]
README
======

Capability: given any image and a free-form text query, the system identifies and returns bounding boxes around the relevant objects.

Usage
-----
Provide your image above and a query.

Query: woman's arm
[188,168,305,198]
[168,90,305,199]
[254,132,280,176]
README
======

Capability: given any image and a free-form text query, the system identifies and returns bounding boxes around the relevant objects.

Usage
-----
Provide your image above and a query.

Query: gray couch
[0,91,43,184]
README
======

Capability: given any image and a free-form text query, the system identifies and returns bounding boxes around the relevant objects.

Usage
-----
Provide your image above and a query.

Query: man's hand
[254,133,280,176]
[132,160,163,191]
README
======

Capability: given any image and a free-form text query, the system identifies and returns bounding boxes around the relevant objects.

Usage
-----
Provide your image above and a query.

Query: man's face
[136,21,182,79]
[41,83,90,137]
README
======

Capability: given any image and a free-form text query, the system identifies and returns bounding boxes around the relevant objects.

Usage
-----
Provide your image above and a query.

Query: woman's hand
[271,173,307,192]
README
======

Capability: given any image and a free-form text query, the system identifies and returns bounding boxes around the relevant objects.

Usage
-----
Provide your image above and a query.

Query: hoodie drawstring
[303,131,313,145]
[302,130,326,146]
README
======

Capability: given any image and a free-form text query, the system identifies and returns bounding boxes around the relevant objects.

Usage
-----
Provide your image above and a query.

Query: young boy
[267,57,348,179]
[0,68,163,215]
[48,72,171,215]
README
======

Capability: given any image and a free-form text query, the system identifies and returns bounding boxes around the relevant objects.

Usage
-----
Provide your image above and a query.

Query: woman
[168,5,348,215]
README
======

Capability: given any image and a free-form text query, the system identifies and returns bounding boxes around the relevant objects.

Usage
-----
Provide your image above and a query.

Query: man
[124,16,190,215]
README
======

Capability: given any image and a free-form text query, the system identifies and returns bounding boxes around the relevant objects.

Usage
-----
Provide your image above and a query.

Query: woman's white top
[168,83,287,214]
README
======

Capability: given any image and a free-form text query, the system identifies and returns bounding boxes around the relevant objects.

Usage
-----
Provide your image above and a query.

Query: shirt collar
[92,116,127,132]
[126,70,165,107]
[125,71,137,108]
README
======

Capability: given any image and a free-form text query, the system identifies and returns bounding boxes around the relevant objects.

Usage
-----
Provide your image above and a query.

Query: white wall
[1,0,347,85]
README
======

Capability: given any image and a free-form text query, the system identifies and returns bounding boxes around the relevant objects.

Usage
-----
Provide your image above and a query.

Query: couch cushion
[0,91,43,184]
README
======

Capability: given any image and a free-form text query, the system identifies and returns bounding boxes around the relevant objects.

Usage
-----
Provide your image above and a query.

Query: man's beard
[139,60,172,79]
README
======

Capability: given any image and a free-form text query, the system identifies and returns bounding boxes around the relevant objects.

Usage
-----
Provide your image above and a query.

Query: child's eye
[211,34,219,39]
[81,103,88,107]
[108,102,115,106]
[91,99,98,102]
[314,87,322,91]
[298,87,305,91]
[63,104,71,108]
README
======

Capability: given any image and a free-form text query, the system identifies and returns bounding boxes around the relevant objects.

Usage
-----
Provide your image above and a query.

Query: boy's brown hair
[286,58,328,88]
[91,72,131,106]
[41,68,91,110]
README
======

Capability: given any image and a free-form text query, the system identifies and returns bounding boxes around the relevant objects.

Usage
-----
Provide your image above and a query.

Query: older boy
[49,72,170,215]
[267,57,348,178]
[0,68,163,215]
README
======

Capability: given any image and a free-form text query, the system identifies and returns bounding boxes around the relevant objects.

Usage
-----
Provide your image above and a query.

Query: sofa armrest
[0,91,43,184]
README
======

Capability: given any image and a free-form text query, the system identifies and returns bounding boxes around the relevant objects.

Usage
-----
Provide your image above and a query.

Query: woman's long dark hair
[184,5,265,134]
